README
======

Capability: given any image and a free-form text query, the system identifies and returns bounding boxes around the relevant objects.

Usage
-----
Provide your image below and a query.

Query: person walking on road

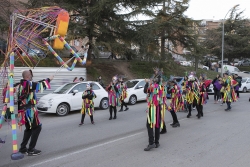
[18,70,53,156]
[118,77,129,112]
[106,76,119,120]
[79,83,96,126]
[143,68,166,151]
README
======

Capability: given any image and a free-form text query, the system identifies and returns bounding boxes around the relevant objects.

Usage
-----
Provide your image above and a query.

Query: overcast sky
[185,0,250,20]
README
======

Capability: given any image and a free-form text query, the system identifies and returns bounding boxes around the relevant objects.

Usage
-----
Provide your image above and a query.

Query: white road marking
[30,132,144,167]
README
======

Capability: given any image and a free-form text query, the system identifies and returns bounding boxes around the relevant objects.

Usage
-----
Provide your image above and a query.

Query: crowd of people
[0,68,244,157]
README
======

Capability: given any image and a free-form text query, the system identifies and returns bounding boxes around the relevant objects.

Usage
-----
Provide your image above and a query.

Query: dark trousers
[198,97,204,116]
[236,90,239,98]
[146,106,161,145]
[214,90,220,101]
[19,116,41,152]
[81,114,93,123]
[170,110,179,123]
[146,120,160,145]
[4,108,11,120]
[226,101,231,109]
[109,106,117,118]
[120,100,127,110]
[188,99,200,115]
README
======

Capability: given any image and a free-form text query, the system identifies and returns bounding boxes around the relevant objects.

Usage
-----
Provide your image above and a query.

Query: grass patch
[238,66,250,72]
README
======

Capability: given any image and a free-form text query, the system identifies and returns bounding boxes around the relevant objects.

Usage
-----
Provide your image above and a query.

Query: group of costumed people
[143,69,214,151]
[79,75,129,125]
[1,68,240,155]
[212,72,239,110]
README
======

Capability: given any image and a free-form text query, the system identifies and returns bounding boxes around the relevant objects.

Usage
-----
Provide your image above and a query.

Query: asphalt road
[0,94,250,167]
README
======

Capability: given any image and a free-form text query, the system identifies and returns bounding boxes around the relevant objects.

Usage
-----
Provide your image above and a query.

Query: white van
[222,65,240,74]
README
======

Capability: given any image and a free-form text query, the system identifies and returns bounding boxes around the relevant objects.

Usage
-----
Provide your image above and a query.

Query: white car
[239,77,250,93]
[124,79,147,105]
[37,82,109,116]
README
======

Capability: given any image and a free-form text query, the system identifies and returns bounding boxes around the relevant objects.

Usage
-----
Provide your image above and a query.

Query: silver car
[240,60,250,66]
[92,46,113,59]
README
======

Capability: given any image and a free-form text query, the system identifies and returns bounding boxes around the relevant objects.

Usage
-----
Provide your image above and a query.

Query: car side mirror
[73,90,78,95]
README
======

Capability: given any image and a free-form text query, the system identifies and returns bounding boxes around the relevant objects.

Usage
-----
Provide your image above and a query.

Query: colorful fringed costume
[107,79,119,120]
[145,83,166,129]
[17,79,51,128]
[167,82,183,127]
[168,84,184,112]
[79,89,96,125]
[197,80,207,117]
[221,73,237,111]
[185,75,202,118]
[144,81,166,147]
[117,82,129,111]
[223,76,237,103]
[18,77,51,154]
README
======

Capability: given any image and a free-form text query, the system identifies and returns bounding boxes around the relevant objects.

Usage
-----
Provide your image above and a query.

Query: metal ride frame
[0,10,88,160]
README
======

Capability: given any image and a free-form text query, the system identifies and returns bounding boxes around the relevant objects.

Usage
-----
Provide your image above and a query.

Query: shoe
[124,107,129,111]
[79,123,84,126]
[200,112,203,117]
[113,116,116,119]
[155,143,160,148]
[27,149,41,156]
[187,113,191,118]
[19,148,28,155]
[118,109,123,112]
[172,122,180,127]
[196,114,201,119]
[144,144,156,151]
[91,121,95,125]
[225,107,231,111]
[109,117,112,120]
[170,122,174,126]
[160,129,167,134]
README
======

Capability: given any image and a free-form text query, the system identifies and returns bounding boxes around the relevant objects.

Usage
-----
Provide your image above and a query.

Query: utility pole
[160,1,166,61]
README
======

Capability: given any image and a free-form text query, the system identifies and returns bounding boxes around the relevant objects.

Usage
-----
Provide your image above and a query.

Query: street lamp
[221,4,239,76]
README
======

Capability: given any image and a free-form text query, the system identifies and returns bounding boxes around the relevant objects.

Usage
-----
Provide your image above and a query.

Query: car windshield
[53,83,77,94]
[126,81,139,88]
[242,78,247,83]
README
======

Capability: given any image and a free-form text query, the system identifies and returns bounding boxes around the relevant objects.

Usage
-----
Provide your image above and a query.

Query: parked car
[23,48,46,58]
[37,82,109,116]
[240,60,250,66]
[207,84,214,94]
[242,71,250,74]
[180,61,192,66]
[230,60,239,66]
[124,79,146,105]
[91,46,113,59]
[239,77,250,92]
[218,60,229,68]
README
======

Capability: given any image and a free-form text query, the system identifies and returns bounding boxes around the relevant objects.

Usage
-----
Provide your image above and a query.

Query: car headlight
[48,99,54,104]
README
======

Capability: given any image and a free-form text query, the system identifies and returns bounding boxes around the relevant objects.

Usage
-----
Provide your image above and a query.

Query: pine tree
[203,7,250,62]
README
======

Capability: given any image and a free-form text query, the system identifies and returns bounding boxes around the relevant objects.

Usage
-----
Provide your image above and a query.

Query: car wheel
[129,95,137,105]
[56,103,70,116]
[100,98,109,110]
[243,87,247,93]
